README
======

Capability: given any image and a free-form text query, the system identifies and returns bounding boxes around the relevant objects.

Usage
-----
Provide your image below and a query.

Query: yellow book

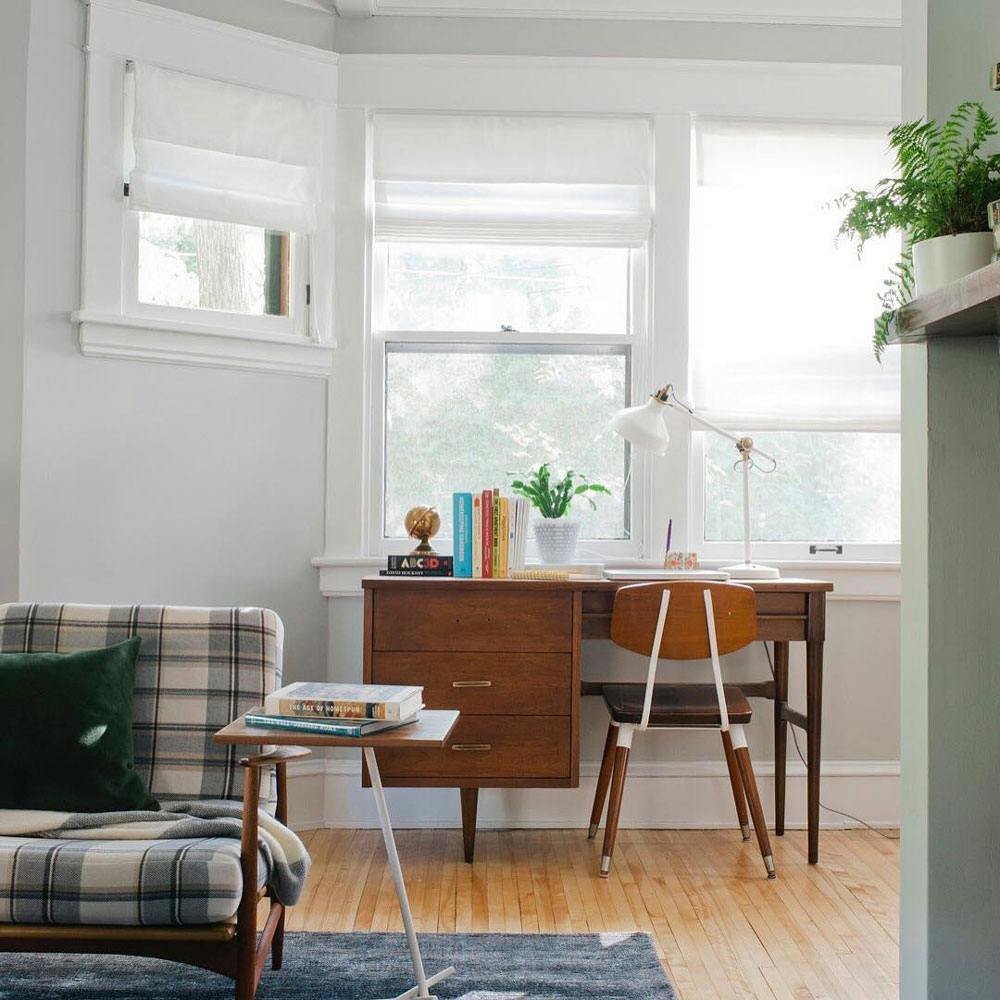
[499,497,510,578]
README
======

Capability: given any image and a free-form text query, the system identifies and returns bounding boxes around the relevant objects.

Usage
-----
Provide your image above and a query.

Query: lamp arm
[655,385,777,465]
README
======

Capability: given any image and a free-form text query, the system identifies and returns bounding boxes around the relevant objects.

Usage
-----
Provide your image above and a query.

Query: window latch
[306,283,311,306]
[809,544,843,556]
[500,324,517,333]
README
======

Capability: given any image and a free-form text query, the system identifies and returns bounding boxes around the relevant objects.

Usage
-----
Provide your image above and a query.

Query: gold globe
[404,505,440,555]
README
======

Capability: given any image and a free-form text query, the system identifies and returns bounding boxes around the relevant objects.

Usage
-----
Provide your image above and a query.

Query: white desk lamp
[611,383,780,581]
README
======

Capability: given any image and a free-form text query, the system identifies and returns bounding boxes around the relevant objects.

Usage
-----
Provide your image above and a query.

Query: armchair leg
[271,907,285,971]
[589,722,618,839]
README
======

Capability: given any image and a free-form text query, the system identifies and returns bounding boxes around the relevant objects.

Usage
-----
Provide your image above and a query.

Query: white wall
[14,0,901,831]
[0,0,31,603]
[18,0,329,684]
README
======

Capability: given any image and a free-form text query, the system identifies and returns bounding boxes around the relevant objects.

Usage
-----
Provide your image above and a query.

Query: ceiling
[286,0,900,28]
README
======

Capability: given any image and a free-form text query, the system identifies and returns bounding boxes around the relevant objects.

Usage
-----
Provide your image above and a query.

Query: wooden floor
[286,826,899,1000]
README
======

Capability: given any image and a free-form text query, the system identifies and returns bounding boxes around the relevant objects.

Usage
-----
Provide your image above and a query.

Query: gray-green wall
[902,1,1000,996]
[0,0,30,603]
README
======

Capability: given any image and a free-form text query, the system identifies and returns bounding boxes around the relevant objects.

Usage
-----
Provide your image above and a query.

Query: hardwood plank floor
[286,827,899,1000]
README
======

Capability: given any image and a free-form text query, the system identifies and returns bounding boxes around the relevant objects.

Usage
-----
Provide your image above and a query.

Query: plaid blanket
[0,801,310,927]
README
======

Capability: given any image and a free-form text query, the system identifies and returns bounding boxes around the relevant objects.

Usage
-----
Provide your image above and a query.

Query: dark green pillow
[0,637,159,812]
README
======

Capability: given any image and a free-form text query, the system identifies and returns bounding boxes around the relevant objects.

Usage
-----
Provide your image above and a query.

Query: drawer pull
[451,743,492,752]
[452,680,492,688]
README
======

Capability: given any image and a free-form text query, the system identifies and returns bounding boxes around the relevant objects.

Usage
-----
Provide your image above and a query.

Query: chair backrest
[610,582,757,659]
[609,582,757,731]
[0,603,282,805]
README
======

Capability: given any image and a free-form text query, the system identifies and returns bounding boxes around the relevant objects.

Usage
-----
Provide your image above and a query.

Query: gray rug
[0,931,674,999]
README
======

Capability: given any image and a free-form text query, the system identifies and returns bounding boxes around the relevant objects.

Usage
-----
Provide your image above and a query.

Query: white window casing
[74,0,338,376]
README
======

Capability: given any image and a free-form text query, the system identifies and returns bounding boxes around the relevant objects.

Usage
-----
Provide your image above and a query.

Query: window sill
[74,311,334,378]
[312,554,901,601]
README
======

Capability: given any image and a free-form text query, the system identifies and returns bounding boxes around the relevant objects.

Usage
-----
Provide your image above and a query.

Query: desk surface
[214,709,460,748]
[362,576,833,593]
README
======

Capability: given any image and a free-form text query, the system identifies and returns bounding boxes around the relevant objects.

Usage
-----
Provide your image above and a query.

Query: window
[370,114,652,552]
[690,120,901,560]
[121,63,320,338]
[75,1,337,376]
[135,213,294,318]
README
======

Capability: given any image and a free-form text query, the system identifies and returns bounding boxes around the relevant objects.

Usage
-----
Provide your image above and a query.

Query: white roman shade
[372,114,653,245]
[125,63,323,233]
[689,119,900,430]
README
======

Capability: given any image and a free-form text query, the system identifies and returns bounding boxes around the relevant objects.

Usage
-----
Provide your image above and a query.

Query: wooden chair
[587,582,775,879]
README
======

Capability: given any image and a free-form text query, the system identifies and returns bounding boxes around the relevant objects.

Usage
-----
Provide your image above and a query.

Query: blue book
[244,709,415,738]
[453,492,473,577]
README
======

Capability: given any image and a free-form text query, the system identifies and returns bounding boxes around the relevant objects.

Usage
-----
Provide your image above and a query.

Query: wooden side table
[215,709,460,1000]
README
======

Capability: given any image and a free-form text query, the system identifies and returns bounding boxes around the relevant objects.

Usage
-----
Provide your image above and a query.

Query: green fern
[836,101,1000,356]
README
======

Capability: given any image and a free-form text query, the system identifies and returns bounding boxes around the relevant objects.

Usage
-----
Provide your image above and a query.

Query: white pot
[912,232,994,296]
[533,518,581,564]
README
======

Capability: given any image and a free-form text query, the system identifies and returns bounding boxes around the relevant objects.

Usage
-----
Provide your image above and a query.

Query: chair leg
[271,905,285,970]
[589,722,618,839]
[721,730,751,841]
[600,726,633,877]
[732,730,776,879]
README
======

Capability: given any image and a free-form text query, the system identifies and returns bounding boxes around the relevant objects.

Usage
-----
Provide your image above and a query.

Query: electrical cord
[760,642,898,842]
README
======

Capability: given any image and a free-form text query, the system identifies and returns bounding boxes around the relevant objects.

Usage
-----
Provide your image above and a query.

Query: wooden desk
[361,576,833,864]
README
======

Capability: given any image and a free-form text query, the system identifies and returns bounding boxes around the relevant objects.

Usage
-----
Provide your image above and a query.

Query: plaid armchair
[0,603,310,1000]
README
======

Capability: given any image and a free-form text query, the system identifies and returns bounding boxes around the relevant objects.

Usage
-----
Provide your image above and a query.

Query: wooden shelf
[887,260,1000,344]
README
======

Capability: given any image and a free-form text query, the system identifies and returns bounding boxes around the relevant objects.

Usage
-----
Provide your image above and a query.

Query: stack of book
[380,554,453,577]
[989,199,1000,264]
[452,489,530,578]
[245,682,423,737]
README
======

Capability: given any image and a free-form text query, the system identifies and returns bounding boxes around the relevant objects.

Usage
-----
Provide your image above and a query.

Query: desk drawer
[373,715,571,780]
[372,590,573,652]
[372,652,571,715]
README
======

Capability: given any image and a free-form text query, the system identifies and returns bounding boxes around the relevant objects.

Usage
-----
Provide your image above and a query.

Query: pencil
[665,518,672,556]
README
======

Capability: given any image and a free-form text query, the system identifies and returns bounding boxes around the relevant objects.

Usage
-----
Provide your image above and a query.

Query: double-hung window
[690,119,901,562]
[123,62,326,342]
[369,114,653,554]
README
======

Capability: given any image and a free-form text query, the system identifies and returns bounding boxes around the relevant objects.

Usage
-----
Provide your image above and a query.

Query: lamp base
[721,561,781,581]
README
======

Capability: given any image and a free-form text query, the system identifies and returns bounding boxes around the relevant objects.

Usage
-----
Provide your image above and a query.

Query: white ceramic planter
[533,518,581,564]
[912,232,994,296]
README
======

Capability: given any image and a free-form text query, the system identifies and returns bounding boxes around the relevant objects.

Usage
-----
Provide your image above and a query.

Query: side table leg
[364,747,455,1000]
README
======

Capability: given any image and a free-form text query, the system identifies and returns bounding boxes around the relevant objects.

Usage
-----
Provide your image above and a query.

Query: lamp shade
[610,396,670,455]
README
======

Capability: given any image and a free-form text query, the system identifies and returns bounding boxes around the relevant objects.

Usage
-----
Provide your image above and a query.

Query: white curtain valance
[689,118,900,430]
[372,114,653,246]
[125,63,323,233]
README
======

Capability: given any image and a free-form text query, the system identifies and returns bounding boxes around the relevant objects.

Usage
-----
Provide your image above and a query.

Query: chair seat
[601,682,753,727]
[0,834,267,927]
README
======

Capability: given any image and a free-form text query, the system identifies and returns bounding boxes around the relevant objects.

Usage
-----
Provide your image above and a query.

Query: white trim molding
[76,313,336,378]
[337,54,901,121]
[368,0,901,27]
[285,756,900,833]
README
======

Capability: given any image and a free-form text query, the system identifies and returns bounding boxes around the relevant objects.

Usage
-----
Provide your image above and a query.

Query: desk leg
[364,747,456,1000]
[805,641,824,865]
[460,788,478,864]
[772,641,789,836]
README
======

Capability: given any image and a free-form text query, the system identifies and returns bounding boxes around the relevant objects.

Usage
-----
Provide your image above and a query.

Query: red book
[481,489,493,578]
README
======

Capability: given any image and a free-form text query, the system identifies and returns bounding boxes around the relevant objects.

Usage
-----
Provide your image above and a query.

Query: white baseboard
[285,758,899,833]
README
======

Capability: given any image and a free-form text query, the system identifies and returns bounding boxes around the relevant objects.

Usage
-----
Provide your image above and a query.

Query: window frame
[123,213,312,340]
[365,240,652,559]
[688,430,902,565]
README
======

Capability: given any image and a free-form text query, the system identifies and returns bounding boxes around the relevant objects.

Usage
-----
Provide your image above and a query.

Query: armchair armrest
[239,746,312,768]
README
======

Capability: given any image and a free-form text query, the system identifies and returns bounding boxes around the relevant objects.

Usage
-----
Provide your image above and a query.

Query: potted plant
[510,464,611,564]
[837,100,1000,355]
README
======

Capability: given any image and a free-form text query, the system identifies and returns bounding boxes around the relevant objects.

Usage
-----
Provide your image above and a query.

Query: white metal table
[217,709,460,999]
